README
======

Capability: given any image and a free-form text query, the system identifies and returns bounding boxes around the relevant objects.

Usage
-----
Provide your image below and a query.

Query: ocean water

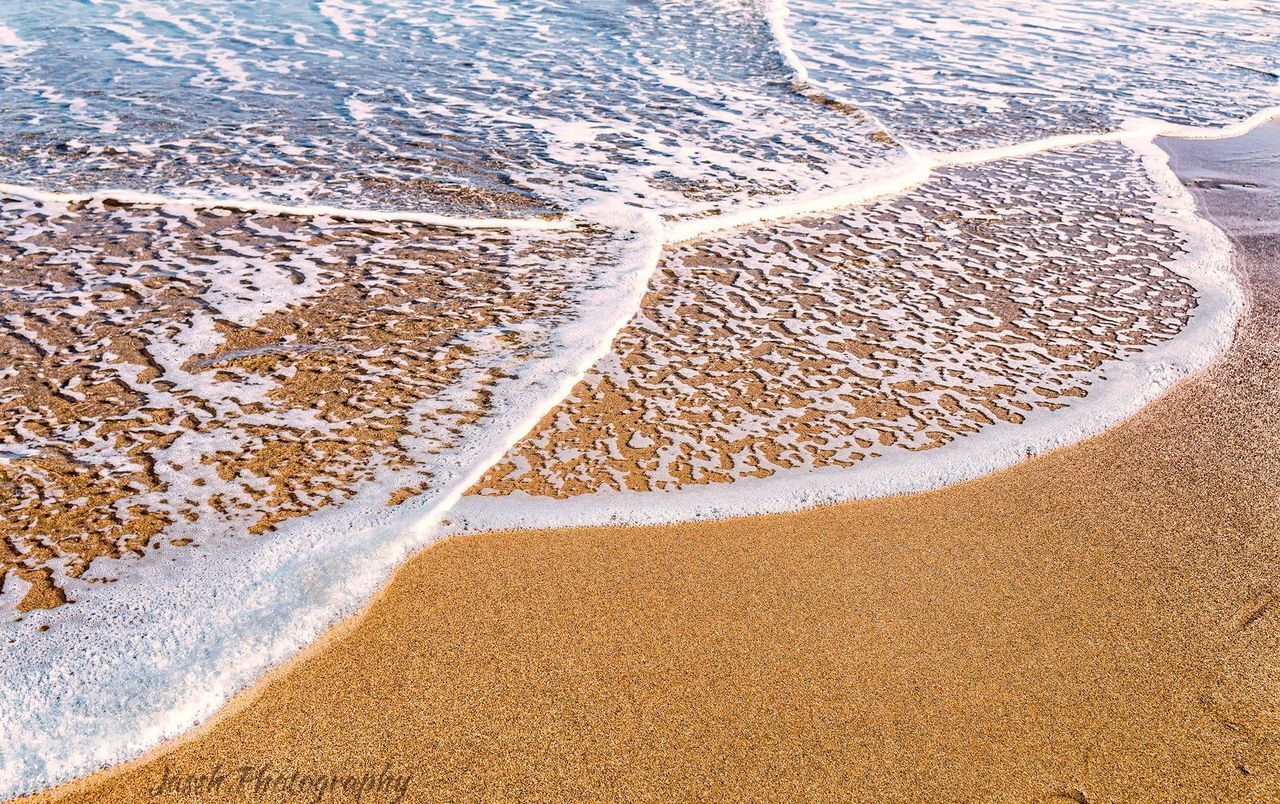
[0,0,1276,796]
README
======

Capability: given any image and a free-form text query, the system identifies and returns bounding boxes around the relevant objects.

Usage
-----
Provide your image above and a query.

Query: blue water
[2,0,1271,213]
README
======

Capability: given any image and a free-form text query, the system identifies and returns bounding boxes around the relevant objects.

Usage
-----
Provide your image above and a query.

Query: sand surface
[24,125,1280,803]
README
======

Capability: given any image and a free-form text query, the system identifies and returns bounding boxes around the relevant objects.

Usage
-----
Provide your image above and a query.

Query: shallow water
[0,0,1276,796]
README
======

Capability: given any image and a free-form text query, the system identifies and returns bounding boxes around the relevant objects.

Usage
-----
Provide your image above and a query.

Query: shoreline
[19,121,1280,802]
[5,115,1268,800]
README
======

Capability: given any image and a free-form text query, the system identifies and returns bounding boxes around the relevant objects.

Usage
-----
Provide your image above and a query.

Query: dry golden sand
[26,126,1280,802]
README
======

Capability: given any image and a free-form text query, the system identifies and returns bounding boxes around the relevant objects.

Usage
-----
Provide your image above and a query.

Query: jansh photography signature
[148,761,414,803]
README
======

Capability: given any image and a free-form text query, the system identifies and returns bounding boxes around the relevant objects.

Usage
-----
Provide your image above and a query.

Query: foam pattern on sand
[474,144,1196,498]
[0,195,621,607]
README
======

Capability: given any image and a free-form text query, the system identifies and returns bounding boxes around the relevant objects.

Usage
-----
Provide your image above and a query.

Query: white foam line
[664,151,933,243]
[928,128,1146,168]
[929,106,1280,169]
[0,182,567,231]
[1154,104,1280,141]
[755,0,902,144]
[459,205,665,503]
[758,0,809,86]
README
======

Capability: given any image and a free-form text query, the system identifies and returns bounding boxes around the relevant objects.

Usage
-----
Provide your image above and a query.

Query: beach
[26,123,1280,802]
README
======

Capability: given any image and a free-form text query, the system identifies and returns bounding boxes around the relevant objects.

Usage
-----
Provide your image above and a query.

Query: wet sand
[26,125,1280,802]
